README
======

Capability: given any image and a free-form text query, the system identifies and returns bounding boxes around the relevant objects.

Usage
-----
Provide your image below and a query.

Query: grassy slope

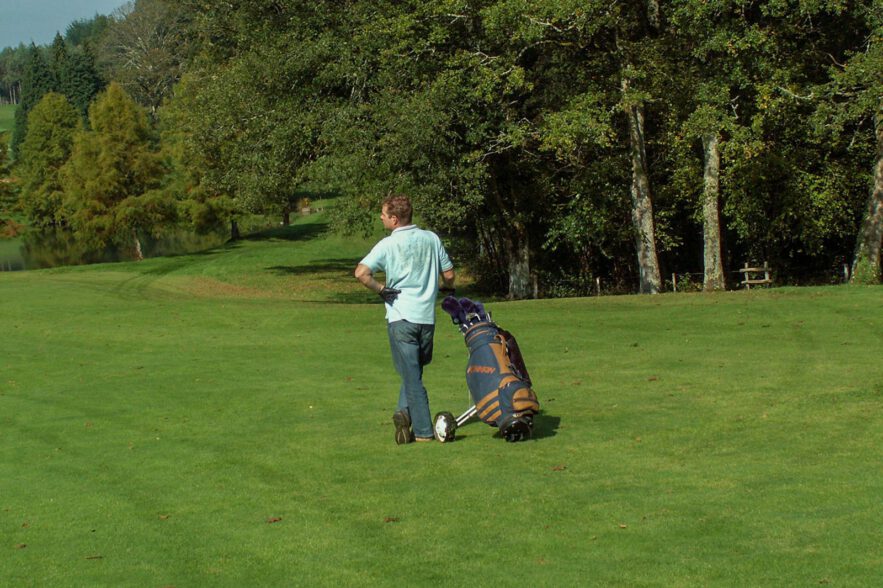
[0,104,14,143]
[1,214,881,586]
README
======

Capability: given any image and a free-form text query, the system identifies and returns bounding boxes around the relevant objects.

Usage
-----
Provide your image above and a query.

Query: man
[355,194,455,444]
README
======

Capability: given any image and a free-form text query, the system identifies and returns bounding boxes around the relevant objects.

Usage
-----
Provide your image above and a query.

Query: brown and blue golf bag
[438,296,540,442]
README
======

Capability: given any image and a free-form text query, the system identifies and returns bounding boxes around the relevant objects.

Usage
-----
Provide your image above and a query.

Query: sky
[1,0,126,49]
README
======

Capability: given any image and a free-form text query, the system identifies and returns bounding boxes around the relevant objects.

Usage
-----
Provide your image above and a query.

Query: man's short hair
[382,194,413,225]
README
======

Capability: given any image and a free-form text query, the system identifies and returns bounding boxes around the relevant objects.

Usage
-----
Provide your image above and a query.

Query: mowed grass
[1,214,881,586]
[0,104,15,144]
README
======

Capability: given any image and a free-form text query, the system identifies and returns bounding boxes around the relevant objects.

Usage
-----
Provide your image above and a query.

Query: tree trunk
[132,229,144,261]
[506,222,531,299]
[230,219,240,241]
[851,109,883,284]
[702,133,725,290]
[623,78,662,294]
[282,205,291,226]
[646,0,660,31]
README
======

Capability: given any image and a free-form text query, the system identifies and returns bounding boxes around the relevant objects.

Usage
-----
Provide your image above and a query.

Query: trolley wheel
[433,411,457,443]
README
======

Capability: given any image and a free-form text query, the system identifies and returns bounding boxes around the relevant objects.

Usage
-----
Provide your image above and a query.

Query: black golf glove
[379,287,401,304]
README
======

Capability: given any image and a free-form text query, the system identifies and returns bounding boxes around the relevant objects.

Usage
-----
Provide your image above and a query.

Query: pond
[0,227,233,272]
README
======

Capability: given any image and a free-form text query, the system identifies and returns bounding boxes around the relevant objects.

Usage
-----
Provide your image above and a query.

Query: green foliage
[65,13,113,47]
[58,48,104,119]
[97,0,190,113]
[16,93,81,226]
[9,37,103,158]
[851,255,881,284]
[11,45,57,158]
[0,44,28,105]
[156,76,236,233]
[60,82,173,252]
[0,133,16,217]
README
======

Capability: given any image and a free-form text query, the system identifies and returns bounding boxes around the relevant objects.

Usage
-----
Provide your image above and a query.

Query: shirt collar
[392,225,417,233]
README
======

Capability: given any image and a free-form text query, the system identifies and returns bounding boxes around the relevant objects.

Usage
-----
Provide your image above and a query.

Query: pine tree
[11,45,58,158]
[60,47,104,119]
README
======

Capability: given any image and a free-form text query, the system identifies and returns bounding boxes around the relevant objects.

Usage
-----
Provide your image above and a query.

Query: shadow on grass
[444,412,560,443]
[531,413,561,439]
[267,257,356,276]
[245,220,328,242]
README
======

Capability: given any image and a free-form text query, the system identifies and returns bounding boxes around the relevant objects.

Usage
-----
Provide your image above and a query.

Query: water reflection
[1,227,230,271]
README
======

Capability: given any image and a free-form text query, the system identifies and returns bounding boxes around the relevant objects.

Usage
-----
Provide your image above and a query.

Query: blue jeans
[387,320,435,438]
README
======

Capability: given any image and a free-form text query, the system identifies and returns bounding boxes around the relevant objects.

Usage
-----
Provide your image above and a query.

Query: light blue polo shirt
[360,225,454,324]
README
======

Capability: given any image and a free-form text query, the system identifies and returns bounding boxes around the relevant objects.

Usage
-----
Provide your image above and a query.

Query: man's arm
[356,263,401,303]
[441,268,455,291]
[355,263,382,294]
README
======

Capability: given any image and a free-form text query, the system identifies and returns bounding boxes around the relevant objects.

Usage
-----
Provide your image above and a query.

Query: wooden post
[672,273,677,293]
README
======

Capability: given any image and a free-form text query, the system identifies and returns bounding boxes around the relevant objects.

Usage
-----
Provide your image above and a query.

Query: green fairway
[1,215,881,586]
[0,104,14,143]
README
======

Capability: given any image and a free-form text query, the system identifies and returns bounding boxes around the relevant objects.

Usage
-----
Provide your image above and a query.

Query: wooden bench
[740,262,772,289]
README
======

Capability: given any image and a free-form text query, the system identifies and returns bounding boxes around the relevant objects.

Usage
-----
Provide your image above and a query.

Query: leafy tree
[0,134,15,213]
[60,82,173,258]
[16,93,81,226]
[157,73,236,236]
[0,44,29,105]
[169,0,879,295]
[811,5,883,284]
[98,0,191,115]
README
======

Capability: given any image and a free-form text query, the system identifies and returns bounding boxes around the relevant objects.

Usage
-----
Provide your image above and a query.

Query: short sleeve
[437,236,453,271]
[360,239,387,272]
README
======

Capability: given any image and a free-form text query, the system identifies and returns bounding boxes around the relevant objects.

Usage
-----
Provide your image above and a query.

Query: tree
[816,7,883,284]
[157,73,236,237]
[47,32,104,120]
[617,0,663,293]
[65,14,113,48]
[60,82,173,258]
[0,134,14,214]
[0,44,29,105]
[11,45,57,158]
[98,0,191,115]
[16,93,81,226]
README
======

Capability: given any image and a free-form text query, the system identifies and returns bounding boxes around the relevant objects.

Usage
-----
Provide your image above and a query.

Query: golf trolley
[433,296,539,443]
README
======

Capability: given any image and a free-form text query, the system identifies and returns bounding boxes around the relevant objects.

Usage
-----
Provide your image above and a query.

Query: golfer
[355,194,455,444]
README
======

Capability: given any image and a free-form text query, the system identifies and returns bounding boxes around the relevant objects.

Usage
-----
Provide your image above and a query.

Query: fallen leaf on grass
[383,517,400,523]
[619,524,628,529]
[158,514,170,520]
[85,554,103,560]
[15,544,27,549]
[267,517,283,524]
[551,464,567,471]
[21,522,29,528]
[647,376,658,382]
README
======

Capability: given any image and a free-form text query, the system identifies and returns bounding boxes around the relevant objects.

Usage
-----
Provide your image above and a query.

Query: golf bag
[438,296,539,441]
